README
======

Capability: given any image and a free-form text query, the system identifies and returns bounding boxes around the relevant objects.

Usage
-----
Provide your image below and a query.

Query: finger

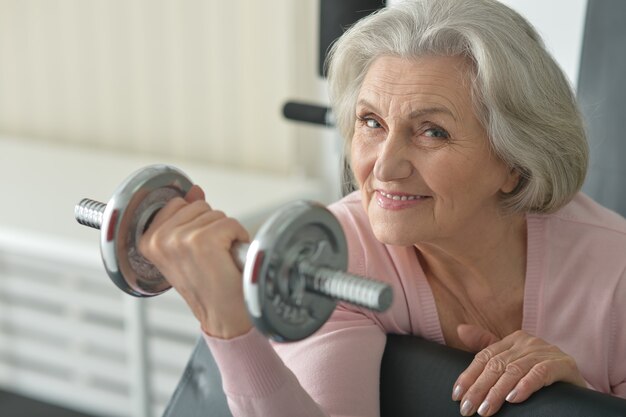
[144,197,188,232]
[452,338,514,402]
[189,214,250,249]
[147,211,244,282]
[458,324,501,352]
[472,354,545,416]
[185,185,206,203]
[175,210,248,251]
[458,349,520,416]
[506,356,583,404]
[149,199,211,234]
[163,211,249,266]
[162,215,250,288]
[140,200,213,257]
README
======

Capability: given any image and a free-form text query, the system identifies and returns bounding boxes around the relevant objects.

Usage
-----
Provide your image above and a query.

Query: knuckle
[557,356,580,378]
[504,362,526,378]
[182,230,201,247]
[218,216,243,231]
[164,232,185,252]
[190,199,209,208]
[163,197,186,213]
[137,235,152,257]
[211,210,227,219]
[148,227,168,251]
[475,348,496,365]
[140,228,175,261]
[564,356,578,370]
[545,344,562,354]
[166,196,185,206]
[485,357,507,374]
[511,330,534,344]
[530,363,551,383]
[511,329,527,338]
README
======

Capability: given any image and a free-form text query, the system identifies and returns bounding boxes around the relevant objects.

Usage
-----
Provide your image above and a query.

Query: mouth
[373,190,431,211]
[377,190,430,201]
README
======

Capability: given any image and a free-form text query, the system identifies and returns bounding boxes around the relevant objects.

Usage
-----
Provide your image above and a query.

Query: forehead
[358,55,474,116]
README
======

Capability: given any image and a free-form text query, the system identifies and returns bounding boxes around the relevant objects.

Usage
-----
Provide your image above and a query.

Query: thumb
[457,324,500,352]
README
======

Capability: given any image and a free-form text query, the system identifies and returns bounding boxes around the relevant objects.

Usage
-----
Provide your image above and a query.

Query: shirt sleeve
[204,195,388,416]
[204,303,386,417]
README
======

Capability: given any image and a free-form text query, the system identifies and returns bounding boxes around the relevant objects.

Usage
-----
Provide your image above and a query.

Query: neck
[416,212,527,299]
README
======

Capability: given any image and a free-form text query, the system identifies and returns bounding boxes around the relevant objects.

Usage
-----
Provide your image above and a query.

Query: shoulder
[530,193,626,260]
[527,192,626,304]
[544,192,626,237]
[529,192,626,303]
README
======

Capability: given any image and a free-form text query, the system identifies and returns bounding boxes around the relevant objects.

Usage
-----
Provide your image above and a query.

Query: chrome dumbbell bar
[75,165,392,341]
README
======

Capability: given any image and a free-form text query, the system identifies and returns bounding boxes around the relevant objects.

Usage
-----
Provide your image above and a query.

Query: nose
[373,132,414,182]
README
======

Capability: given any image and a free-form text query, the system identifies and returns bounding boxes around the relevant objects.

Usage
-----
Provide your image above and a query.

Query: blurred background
[0,0,596,416]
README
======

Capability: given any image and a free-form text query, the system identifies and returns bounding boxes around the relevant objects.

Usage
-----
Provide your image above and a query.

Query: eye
[359,116,381,129]
[423,127,449,139]
[356,113,383,130]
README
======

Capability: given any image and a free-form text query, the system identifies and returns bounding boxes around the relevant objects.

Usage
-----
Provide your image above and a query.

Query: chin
[371,222,419,247]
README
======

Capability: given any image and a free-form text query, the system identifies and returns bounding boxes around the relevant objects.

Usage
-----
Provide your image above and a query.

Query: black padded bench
[162,334,626,417]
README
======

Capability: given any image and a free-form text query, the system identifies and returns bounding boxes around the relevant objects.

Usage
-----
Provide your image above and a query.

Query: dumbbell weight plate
[243,201,346,342]
[101,165,193,296]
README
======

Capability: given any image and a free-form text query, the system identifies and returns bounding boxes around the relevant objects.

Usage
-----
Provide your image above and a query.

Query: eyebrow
[356,99,457,122]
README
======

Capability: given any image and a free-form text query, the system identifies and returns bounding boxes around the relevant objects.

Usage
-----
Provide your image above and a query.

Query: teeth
[380,191,421,200]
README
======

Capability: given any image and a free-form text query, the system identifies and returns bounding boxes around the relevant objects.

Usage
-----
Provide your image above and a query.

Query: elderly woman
[140,0,626,416]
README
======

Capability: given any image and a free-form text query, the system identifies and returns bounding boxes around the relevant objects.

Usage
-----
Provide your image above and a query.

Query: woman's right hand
[139,185,253,339]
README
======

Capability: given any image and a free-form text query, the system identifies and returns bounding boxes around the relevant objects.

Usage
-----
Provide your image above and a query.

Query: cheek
[431,158,509,207]
[350,138,375,187]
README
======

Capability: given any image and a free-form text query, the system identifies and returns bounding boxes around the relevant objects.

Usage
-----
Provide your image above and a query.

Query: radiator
[0,136,323,417]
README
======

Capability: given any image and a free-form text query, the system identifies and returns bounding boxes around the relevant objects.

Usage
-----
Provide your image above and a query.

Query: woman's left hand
[452,324,587,416]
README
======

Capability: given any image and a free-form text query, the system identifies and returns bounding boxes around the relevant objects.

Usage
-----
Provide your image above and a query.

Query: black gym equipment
[318,0,386,77]
[281,0,386,125]
[578,0,626,217]
[162,335,626,417]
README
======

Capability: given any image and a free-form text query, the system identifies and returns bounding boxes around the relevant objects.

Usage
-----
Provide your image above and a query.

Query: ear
[500,168,521,194]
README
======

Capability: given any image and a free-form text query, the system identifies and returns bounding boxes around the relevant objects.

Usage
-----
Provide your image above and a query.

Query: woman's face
[351,55,519,246]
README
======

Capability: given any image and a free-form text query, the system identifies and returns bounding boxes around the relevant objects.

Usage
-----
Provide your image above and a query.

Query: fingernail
[452,384,464,401]
[477,400,490,416]
[506,389,518,402]
[460,400,473,416]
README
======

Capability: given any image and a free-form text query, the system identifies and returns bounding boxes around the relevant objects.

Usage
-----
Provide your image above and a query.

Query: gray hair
[326,0,588,213]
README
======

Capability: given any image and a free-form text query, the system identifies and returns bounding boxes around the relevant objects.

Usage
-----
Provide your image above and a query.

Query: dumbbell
[75,165,393,341]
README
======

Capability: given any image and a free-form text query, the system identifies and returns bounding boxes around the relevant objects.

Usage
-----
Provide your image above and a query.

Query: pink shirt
[205,192,626,417]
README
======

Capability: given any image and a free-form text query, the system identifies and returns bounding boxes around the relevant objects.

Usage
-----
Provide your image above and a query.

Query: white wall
[498,0,588,88]
[386,0,589,88]
[0,0,320,175]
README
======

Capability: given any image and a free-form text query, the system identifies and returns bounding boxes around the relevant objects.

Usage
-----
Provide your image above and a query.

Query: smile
[375,190,431,210]
[378,191,427,201]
